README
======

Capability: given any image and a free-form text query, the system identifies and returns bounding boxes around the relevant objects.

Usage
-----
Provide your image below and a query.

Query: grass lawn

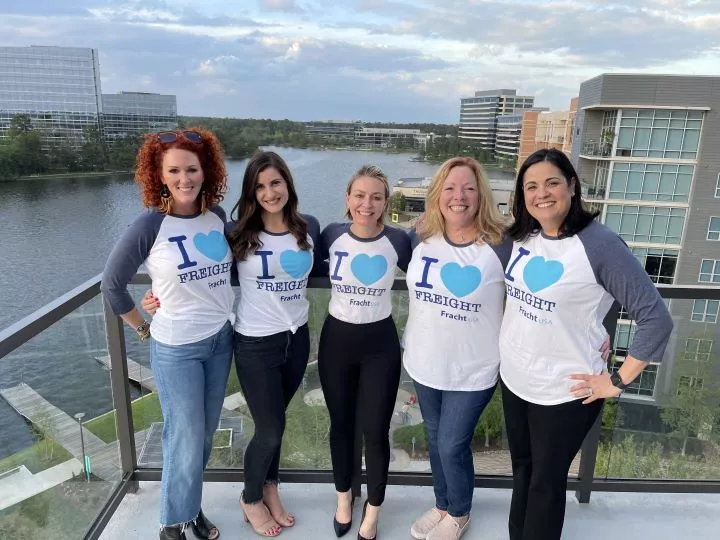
[84,393,163,443]
[0,440,73,475]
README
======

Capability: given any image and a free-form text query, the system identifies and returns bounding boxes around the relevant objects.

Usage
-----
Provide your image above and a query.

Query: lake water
[0,147,515,459]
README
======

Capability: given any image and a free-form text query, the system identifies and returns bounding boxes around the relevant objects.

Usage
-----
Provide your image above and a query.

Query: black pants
[501,380,603,540]
[318,315,401,506]
[234,323,309,503]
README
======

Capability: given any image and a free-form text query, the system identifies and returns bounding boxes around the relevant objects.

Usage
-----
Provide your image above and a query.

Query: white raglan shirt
[320,223,412,324]
[231,215,321,337]
[402,234,511,391]
[101,207,235,346]
[500,220,673,405]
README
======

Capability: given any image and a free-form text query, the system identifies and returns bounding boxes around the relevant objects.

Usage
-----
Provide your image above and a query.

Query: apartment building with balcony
[517,98,578,169]
[458,89,535,154]
[573,74,720,404]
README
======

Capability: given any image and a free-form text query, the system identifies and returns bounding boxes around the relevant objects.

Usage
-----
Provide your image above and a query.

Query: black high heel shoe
[357,499,377,540]
[189,508,220,539]
[333,495,355,537]
[159,524,186,540]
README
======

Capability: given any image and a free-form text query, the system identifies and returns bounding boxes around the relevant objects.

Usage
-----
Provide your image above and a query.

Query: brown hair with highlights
[134,127,227,213]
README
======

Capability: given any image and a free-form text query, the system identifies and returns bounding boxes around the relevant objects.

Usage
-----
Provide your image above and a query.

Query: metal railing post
[575,301,620,503]
[103,297,138,493]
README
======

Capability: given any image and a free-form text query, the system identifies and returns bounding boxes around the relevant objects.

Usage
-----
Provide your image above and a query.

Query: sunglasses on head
[156,130,203,144]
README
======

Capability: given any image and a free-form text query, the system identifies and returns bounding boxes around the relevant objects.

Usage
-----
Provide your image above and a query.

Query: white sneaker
[426,514,471,540]
[410,507,445,540]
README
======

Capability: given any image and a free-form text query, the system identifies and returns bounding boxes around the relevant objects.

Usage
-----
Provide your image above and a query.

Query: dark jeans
[501,380,603,540]
[234,323,310,504]
[414,381,496,517]
[318,315,401,506]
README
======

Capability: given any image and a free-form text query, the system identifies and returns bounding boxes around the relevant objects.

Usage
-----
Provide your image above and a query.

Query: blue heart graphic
[351,254,388,286]
[523,256,564,293]
[193,231,229,263]
[440,263,482,298]
[280,249,312,279]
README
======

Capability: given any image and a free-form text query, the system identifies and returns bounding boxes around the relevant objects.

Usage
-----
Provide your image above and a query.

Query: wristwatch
[610,372,628,393]
[136,321,151,341]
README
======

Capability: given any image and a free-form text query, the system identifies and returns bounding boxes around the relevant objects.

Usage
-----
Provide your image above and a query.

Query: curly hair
[134,127,227,212]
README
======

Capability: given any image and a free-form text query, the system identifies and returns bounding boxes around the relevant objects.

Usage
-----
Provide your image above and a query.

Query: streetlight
[74,412,89,482]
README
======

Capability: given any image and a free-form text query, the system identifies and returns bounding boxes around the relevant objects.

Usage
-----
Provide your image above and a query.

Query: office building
[517,99,578,169]
[458,89,535,154]
[102,91,177,141]
[354,127,429,149]
[496,107,549,164]
[0,45,103,148]
[304,120,361,142]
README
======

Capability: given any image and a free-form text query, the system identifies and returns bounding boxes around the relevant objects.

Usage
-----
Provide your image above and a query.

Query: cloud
[0,0,718,122]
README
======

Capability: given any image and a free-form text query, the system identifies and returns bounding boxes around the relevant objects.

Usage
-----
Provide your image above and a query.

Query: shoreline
[4,170,133,182]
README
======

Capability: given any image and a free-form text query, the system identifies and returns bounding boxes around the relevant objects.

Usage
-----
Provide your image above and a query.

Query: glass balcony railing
[1,275,719,538]
[581,140,613,157]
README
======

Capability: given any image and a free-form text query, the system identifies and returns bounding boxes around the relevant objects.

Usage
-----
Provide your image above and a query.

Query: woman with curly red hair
[101,128,234,540]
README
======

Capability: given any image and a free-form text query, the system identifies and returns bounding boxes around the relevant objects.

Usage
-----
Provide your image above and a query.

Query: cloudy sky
[2,0,719,122]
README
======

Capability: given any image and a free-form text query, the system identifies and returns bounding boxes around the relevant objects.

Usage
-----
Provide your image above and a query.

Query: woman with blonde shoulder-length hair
[403,156,511,540]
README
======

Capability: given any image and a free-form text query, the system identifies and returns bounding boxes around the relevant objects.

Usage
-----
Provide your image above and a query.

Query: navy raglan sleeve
[581,222,673,363]
[224,220,239,285]
[490,235,514,271]
[386,226,412,273]
[303,214,328,277]
[100,210,164,315]
[407,229,422,251]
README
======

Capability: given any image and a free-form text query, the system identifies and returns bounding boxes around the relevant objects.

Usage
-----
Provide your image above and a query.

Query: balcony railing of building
[1,274,719,538]
[581,139,613,158]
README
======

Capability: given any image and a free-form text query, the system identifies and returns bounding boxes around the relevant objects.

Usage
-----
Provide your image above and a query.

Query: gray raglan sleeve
[386,226,412,272]
[408,229,422,250]
[208,205,228,223]
[100,210,164,315]
[580,222,673,363]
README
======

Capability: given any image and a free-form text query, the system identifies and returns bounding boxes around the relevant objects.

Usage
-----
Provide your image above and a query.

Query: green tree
[475,387,504,448]
[6,114,46,175]
[80,124,107,171]
[661,339,720,455]
[388,192,406,215]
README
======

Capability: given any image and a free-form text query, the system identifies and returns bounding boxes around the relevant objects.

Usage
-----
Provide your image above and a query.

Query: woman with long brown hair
[228,150,322,536]
[102,128,233,540]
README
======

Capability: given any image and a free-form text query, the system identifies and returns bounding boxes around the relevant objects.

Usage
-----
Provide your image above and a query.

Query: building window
[605,205,685,244]
[707,217,720,241]
[716,172,720,198]
[684,338,713,362]
[631,248,678,284]
[616,109,703,159]
[699,259,720,283]
[614,322,637,356]
[691,300,719,323]
[609,359,658,397]
[608,162,693,202]
[678,376,704,394]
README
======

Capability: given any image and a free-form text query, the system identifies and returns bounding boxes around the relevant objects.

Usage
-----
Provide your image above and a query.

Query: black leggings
[501,380,603,540]
[234,324,310,504]
[318,315,401,506]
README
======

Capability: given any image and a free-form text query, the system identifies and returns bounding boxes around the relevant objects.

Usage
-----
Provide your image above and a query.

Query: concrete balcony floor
[100,482,720,539]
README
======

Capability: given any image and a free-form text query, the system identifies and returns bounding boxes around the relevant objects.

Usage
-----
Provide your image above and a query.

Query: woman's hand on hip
[141,289,160,316]
[568,372,621,404]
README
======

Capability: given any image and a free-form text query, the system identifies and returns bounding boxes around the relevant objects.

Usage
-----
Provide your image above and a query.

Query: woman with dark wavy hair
[500,148,672,540]
[228,150,322,536]
[102,128,233,540]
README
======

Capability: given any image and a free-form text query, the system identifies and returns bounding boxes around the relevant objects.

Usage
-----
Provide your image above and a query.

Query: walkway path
[0,459,83,511]
[95,355,156,392]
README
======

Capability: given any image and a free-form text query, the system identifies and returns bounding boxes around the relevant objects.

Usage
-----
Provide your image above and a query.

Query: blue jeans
[414,380,496,517]
[151,321,233,526]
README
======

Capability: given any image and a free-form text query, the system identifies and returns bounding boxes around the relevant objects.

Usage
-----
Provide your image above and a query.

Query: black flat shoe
[357,499,377,540]
[189,509,220,540]
[159,525,186,540]
[334,496,354,537]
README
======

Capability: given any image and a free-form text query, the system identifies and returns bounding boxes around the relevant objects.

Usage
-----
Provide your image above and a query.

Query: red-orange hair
[134,127,227,212]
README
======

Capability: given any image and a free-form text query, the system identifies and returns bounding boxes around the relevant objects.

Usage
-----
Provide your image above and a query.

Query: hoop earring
[160,184,171,199]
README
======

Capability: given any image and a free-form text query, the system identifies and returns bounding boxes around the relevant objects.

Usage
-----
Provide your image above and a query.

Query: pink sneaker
[410,507,445,540]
